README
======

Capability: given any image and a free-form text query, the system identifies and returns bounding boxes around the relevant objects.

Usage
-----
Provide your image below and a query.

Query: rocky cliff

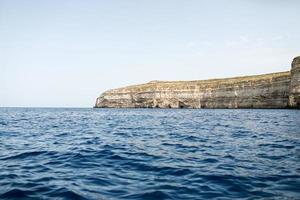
[289,56,300,108]
[95,56,300,109]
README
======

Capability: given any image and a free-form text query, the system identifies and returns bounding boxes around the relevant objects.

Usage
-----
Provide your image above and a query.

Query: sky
[1,0,300,107]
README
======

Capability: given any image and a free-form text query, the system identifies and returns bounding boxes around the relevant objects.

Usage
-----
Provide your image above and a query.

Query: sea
[0,108,299,200]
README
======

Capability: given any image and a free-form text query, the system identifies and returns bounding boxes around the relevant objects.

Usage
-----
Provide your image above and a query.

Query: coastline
[95,56,300,109]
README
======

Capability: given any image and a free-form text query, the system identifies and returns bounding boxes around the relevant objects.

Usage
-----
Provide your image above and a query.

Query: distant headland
[95,56,300,109]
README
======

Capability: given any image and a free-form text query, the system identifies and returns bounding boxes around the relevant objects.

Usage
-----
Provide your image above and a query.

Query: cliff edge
[289,56,300,108]
[95,56,300,109]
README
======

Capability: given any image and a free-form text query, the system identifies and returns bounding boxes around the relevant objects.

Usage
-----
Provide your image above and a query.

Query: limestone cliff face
[95,57,300,109]
[288,56,300,108]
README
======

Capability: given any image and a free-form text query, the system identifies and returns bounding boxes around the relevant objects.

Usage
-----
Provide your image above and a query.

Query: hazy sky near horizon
[1,0,300,107]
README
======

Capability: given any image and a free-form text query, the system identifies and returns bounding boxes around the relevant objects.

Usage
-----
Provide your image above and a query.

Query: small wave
[123,190,171,200]
[0,189,30,199]
[47,187,88,200]
[0,151,51,160]
[122,161,193,177]
[0,121,8,126]
[201,158,219,163]
[258,143,295,149]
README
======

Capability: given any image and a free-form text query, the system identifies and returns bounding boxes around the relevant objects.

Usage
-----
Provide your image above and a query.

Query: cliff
[95,56,300,109]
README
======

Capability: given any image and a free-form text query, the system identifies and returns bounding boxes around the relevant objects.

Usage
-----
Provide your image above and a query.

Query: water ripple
[0,108,299,199]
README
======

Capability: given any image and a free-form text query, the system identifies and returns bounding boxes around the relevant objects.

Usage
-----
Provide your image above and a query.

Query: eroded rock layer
[95,56,300,109]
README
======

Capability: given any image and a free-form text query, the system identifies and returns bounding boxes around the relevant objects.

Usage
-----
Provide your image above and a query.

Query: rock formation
[288,56,300,108]
[95,56,300,109]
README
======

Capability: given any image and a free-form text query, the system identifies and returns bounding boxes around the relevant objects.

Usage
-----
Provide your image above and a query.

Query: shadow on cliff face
[178,101,189,109]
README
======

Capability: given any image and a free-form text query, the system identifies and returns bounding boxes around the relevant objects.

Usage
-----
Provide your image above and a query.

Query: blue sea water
[0,108,299,200]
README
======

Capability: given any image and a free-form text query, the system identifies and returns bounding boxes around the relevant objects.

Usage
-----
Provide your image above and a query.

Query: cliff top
[292,56,300,66]
[104,71,290,94]
[145,71,290,84]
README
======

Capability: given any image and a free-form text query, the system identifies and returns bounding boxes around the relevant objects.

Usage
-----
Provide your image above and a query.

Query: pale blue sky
[1,0,300,107]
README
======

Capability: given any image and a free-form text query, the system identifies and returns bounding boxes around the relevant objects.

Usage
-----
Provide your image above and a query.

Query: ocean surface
[0,108,299,200]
